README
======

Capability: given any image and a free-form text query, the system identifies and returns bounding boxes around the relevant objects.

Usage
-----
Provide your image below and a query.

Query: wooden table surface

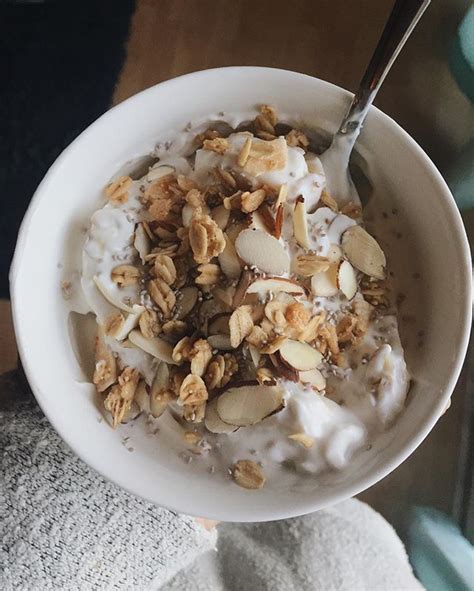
[2,0,473,536]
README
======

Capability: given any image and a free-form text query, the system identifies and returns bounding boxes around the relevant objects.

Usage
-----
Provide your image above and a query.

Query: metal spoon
[320,0,431,205]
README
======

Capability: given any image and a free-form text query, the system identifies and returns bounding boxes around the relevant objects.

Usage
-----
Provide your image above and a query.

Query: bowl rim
[9,66,472,521]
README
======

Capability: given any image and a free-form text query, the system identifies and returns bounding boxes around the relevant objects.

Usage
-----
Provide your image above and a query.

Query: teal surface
[408,507,474,591]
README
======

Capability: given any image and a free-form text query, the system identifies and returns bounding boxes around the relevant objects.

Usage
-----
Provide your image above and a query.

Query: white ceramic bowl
[10,67,471,522]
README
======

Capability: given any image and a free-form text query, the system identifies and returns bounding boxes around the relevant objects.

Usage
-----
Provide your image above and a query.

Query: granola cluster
[90,105,391,489]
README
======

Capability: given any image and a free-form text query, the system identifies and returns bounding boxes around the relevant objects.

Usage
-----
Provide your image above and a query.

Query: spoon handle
[338,0,431,136]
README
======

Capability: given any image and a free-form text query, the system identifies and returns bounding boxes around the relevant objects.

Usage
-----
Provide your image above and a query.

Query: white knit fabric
[0,397,216,590]
[0,374,422,590]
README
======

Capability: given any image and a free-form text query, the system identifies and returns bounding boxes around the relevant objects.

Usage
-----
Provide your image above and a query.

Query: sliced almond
[249,204,276,236]
[146,164,175,182]
[208,313,231,335]
[288,433,314,448]
[279,340,323,371]
[246,277,305,299]
[299,368,326,391]
[235,229,289,275]
[341,226,386,280]
[248,345,261,368]
[207,334,233,351]
[128,329,177,364]
[275,183,288,208]
[232,270,252,308]
[310,265,339,297]
[293,197,310,249]
[176,286,198,320]
[260,335,287,354]
[93,275,135,313]
[113,305,145,341]
[217,383,286,426]
[337,260,357,300]
[211,205,230,230]
[204,398,238,434]
[231,459,266,490]
[274,204,284,240]
[134,224,151,264]
[218,234,242,279]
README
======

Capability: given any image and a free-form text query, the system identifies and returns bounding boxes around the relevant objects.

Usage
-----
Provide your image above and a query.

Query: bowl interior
[10,67,471,521]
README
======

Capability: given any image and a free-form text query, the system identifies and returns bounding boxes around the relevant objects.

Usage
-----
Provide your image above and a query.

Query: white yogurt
[77,109,410,482]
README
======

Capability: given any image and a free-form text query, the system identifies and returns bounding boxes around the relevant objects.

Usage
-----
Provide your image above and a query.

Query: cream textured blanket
[0,380,422,590]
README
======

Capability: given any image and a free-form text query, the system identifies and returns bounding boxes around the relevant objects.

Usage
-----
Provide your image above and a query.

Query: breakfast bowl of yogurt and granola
[10,68,471,521]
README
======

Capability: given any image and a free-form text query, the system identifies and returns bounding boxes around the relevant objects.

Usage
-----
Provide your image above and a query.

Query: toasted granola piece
[183,401,206,423]
[189,339,213,377]
[243,138,287,177]
[300,314,325,343]
[148,198,174,222]
[246,326,268,348]
[93,328,117,392]
[229,305,254,348]
[172,336,194,364]
[195,263,221,286]
[241,189,266,213]
[111,265,140,287]
[265,300,289,328]
[205,353,238,389]
[319,323,340,359]
[336,314,358,345]
[185,188,205,208]
[231,460,266,490]
[143,173,177,202]
[259,104,278,126]
[254,114,275,136]
[285,302,312,332]
[139,309,161,338]
[203,137,229,154]
[148,278,176,318]
[104,175,132,205]
[177,175,199,192]
[286,129,309,149]
[154,254,177,285]
[194,128,220,147]
[104,367,140,428]
[361,279,389,307]
[179,374,209,406]
[189,214,226,264]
